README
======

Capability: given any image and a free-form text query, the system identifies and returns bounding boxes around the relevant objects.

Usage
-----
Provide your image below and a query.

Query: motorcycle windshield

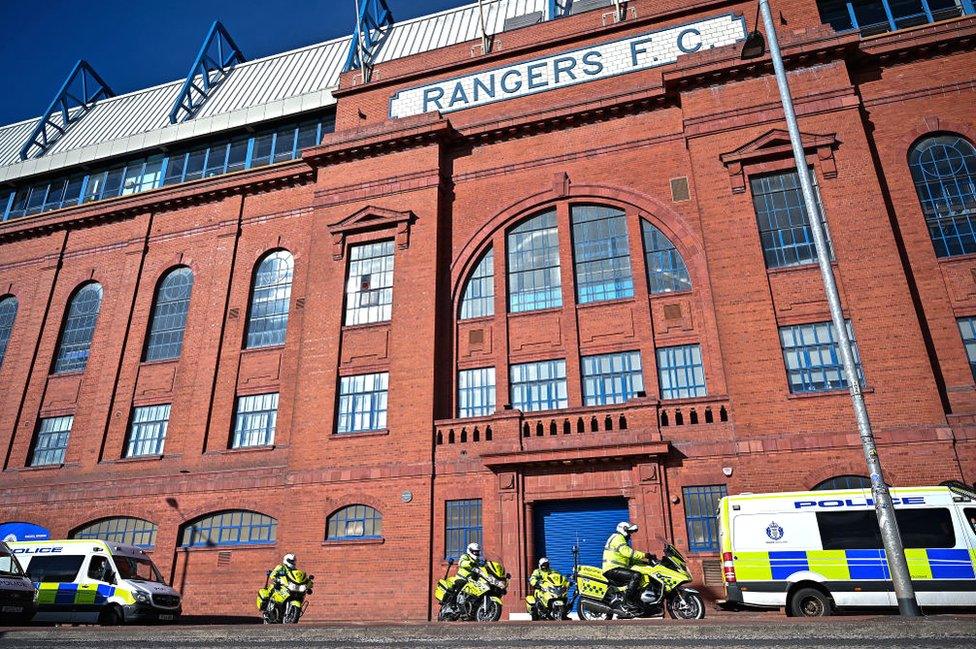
[663,544,689,572]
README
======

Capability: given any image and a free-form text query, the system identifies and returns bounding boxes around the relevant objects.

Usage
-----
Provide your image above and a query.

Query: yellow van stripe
[734,552,772,581]
[806,550,850,580]
[905,548,932,580]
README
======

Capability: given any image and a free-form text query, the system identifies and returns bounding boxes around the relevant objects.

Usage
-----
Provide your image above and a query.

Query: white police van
[0,541,36,625]
[718,484,976,616]
[9,539,181,624]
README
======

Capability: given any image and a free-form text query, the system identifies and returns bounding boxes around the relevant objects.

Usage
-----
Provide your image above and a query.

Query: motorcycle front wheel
[667,591,705,620]
[578,599,612,621]
[474,597,501,622]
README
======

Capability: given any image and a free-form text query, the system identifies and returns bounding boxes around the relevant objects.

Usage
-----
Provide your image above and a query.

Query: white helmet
[617,522,638,536]
[467,542,481,557]
[283,553,296,569]
[538,557,550,569]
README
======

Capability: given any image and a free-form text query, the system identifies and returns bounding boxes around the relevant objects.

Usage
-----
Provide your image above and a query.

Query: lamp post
[741,0,921,616]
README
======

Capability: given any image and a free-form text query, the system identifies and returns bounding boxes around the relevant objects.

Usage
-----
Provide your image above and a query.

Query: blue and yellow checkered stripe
[734,548,976,581]
[34,582,134,606]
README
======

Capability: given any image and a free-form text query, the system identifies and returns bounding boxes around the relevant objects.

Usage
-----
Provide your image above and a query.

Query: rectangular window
[508,210,562,313]
[958,317,976,380]
[510,359,568,412]
[125,404,171,457]
[582,351,644,406]
[30,415,73,466]
[458,367,496,418]
[656,344,706,400]
[337,372,389,434]
[232,393,278,448]
[571,205,634,304]
[683,485,727,553]
[344,240,395,326]
[817,508,955,550]
[204,143,230,177]
[750,170,832,269]
[24,555,85,583]
[445,499,482,560]
[779,320,864,393]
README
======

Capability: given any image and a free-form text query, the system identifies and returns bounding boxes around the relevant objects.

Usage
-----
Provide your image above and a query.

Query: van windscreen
[25,555,84,583]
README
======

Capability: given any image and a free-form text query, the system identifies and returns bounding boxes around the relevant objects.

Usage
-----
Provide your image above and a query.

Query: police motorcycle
[525,558,571,621]
[574,542,705,620]
[256,562,314,624]
[434,552,510,621]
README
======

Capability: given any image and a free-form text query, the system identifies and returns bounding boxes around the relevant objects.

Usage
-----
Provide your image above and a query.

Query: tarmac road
[1,616,974,649]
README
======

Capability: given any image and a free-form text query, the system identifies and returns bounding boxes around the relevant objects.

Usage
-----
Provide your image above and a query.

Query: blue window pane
[30,416,73,467]
[582,351,644,406]
[73,517,157,549]
[144,267,194,361]
[337,373,389,433]
[683,485,727,553]
[815,0,970,35]
[245,251,293,349]
[510,359,568,412]
[0,296,18,368]
[571,205,634,304]
[779,320,864,393]
[508,210,562,313]
[909,135,976,258]
[53,283,103,374]
[232,393,278,448]
[445,499,482,560]
[813,475,871,490]
[326,505,383,540]
[180,511,277,547]
[750,170,832,269]
[458,367,496,418]
[958,316,976,380]
[459,248,494,320]
[656,344,706,400]
[126,404,171,457]
[641,221,691,294]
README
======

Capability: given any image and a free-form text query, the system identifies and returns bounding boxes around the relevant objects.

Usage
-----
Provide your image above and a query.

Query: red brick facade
[0,0,974,620]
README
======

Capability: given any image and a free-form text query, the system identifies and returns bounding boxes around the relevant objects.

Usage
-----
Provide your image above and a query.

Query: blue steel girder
[344,0,395,75]
[19,60,114,161]
[168,20,246,124]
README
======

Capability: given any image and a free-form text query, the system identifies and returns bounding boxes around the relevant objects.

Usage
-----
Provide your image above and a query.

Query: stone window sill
[786,387,873,399]
[322,537,385,547]
[331,429,390,440]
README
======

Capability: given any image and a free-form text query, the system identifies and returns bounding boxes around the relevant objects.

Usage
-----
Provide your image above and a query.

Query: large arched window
[0,295,18,368]
[641,222,691,294]
[326,505,382,541]
[571,204,634,304]
[813,475,871,491]
[144,267,194,361]
[72,517,158,548]
[459,248,494,319]
[507,210,562,313]
[180,510,277,547]
[245,250,293,349]
[909,134,976,258]
[53,283,103,373]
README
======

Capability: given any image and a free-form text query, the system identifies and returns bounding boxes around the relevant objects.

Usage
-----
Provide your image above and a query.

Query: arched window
[326,505,382,540]
[53,283,103,373]
[813,475,871,491]
[144,267,194,361]
[909,134,976,258]
[459,248,494,319]
[245,251,293,349]
[571,205,634,304]
[0,295,18,368]
[180,510,277,547]
[507,210,562,313]
[72,517,158,548]
[642,222,691,294]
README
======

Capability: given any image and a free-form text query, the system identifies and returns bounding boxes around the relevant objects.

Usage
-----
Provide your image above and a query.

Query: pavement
[1,615,975,649]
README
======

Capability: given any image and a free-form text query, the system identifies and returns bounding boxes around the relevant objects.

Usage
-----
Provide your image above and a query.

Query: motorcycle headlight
[547,586,566,596]
[135,592,151,604]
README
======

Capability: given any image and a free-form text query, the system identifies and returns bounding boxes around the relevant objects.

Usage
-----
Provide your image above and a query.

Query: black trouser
[605,568,642,606]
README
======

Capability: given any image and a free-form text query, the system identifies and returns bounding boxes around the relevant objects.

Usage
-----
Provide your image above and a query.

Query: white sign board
[389,13,747,119]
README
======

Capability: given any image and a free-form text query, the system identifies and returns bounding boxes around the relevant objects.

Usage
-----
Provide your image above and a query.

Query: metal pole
[757,0,921,616]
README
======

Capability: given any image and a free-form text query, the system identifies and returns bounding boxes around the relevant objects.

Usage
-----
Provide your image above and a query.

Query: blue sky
[0,1,469,125]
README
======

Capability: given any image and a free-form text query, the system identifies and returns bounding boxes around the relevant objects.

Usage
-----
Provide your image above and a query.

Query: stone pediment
[720,129,840,193]
[328,206,415,260]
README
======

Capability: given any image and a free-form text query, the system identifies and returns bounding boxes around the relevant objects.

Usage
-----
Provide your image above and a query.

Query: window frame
[507,210,563,313]
[231,392,279,449]
[445,499,482,561]
[143,267,194,362]
[344,240,395,327]
[52,282,103,374]
[457,367,497,418]
[459,248,495,320]
[570,204,635,304]
[510,358,569,412]
[180,510,278,548]
[749,169,832,270]
[30,415,74,467]
[336,372,389,434]
[125,404,172,458]
[244,250,294,350]
[908,134,976,258]
[778,320,865,394]
[581,350,645,406]
[72,517,158,549]
[326,505,383,541]
[641,220,692,294]
[683,485,727,554]
[958,316,976,381]
[656,344,707,400]
[0,295,18,369]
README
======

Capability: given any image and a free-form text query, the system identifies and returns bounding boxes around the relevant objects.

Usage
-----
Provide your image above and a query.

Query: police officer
[269,553,297,588]
[603,522,654,614]
[447,542,483,608]
[529,557,555,590]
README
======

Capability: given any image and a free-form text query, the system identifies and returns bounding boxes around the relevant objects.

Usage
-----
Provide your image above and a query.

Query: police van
[9,539,181,624]
[0,541,36,625]
[718,484,976,616]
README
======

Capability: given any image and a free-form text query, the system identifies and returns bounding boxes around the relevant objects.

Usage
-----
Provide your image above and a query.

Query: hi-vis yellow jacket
[603,532,648,571]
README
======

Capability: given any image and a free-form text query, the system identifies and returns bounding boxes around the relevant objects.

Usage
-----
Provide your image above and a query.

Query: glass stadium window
[72,517,157,548]
[750,170,832,269]
[571,205,634,304]
[958,317,976,380]
[344,241,394,326]
[508,210,562,313]
[125,404,171,457]
[683,485,727,553]
[510,359,568,412]
[779,320,864,393]
[813,475,871,490]
[0,296,18,368]
[144,267,194,362]
[245,250,293,349]
[459,248,494,320]
[180,511,277,548]
[909,135,976,258]
[458,367,496,418]
[642,222,691,294]
[232,393,278,448]
[815,0,971,36]
[337,372,389,434]
[445,499,482,561]
[326,505,382,540]
[53,283,103,374]
[657,344,706,400]
[30,415,73,467]
[582,351,644,406]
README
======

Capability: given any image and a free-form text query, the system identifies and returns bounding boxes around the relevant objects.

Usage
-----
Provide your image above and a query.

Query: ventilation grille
[503,11,544,31]
[217,551,232,567]
[702,558,723,586]
[670,177,690,202]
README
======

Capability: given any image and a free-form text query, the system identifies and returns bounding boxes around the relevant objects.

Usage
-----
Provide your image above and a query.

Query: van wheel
[98,605,124,626]
[788,587,833,617]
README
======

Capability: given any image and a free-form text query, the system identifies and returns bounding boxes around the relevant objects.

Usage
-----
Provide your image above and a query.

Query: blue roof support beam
[168,20,246,124]
[344,0,395,82]
[19,60,114,161]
